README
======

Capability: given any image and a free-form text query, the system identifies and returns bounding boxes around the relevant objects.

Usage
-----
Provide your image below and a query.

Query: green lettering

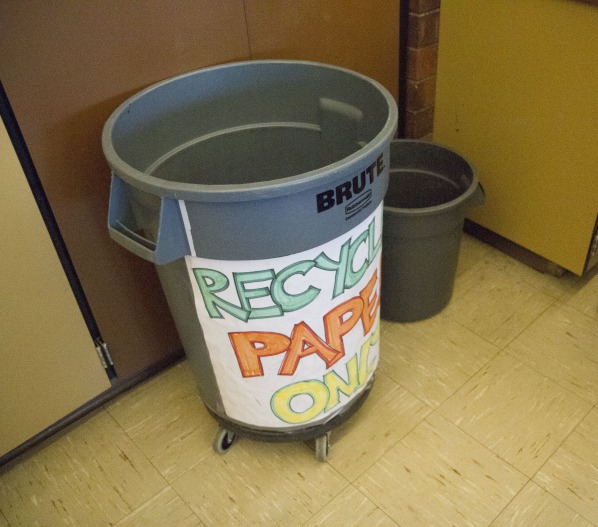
[368,217,382,262]
[314,239,350,299]
[345,229,369,289]
[271,261,320,312]
[192,268,249,321]
[233,270,282,320]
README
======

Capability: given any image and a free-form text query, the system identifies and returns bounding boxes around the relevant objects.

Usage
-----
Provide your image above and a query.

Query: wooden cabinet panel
[245,0,400,102]
[434,0,598,275]
[0,119,111,456]
[0,2,251,378]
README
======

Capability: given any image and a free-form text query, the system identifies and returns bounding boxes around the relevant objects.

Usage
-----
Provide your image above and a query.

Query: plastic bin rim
[102,59,398,203]
[384,139,482,216]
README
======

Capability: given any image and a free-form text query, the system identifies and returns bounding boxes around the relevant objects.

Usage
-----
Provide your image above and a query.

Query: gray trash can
[103,60,397,460]
[381,140,484,323]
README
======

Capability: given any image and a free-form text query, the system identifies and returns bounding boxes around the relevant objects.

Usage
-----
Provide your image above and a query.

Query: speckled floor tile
[327,371,430,481]
[534,407,598,525]
[171,440,348,527]
[490,481,594,527]
[507,304,598,404]
[565,267,598,320]
[302,485,398,527]
[456,234,493,276]
[438,353,591,477]
[481,248,583,300]
[356,413,527,527]
[106,361,216,482]
[380,314,499,407]
[112,487,202,527]
[445,259,554,348]
[0,410,166,527]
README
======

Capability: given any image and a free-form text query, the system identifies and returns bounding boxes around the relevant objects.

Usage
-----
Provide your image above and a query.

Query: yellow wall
[434,0,598,275]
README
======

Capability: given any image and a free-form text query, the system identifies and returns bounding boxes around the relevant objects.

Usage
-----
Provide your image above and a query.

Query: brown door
[245,0,400,101]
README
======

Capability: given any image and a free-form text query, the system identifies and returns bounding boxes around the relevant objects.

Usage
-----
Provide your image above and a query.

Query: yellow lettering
[324,354,360,411]
[270,380,329,424]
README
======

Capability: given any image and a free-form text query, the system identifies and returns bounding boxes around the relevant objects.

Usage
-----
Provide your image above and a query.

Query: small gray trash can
[381,140,484,323]
[103,60,397,460]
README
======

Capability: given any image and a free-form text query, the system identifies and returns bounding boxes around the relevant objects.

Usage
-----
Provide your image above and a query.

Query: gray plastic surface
[381,140,484,322]
[155,259,224,413]
[104,60,397,263]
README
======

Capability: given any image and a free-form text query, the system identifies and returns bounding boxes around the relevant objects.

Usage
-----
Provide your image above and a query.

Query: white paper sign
[185,204,383,429]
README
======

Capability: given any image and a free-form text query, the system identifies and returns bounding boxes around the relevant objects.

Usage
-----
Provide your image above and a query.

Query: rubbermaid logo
[345,190,372,219]
[315,152,385,218]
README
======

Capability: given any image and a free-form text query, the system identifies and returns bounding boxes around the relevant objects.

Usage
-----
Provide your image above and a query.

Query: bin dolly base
[207,377,373,462]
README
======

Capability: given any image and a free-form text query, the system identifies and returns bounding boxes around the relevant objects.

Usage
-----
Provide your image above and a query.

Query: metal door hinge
[94,338,117,381]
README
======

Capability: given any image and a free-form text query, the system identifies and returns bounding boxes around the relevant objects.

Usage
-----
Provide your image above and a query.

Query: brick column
[404,0,439,140]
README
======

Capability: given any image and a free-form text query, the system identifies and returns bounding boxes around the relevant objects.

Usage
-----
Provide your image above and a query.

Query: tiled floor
[1,234,597,527]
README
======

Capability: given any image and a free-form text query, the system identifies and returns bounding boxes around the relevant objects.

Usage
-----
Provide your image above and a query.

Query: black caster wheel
[212,427,237,454]
[315,432,331,462]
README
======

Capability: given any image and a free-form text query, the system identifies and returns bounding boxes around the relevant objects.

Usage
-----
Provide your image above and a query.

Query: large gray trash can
[103,60,397,459]
[381,140,484,323]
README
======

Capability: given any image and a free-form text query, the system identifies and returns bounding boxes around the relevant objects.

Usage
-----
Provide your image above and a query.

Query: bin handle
[469,182,485,208]
[108,174,189,265]
[113,220,157,251]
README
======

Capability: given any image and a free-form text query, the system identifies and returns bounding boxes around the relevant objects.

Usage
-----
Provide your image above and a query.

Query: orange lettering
[229,331,290,378]
[279,322,343,375]
[359,270,380,335]
[323,297,364,354]
[230,271,381,379]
